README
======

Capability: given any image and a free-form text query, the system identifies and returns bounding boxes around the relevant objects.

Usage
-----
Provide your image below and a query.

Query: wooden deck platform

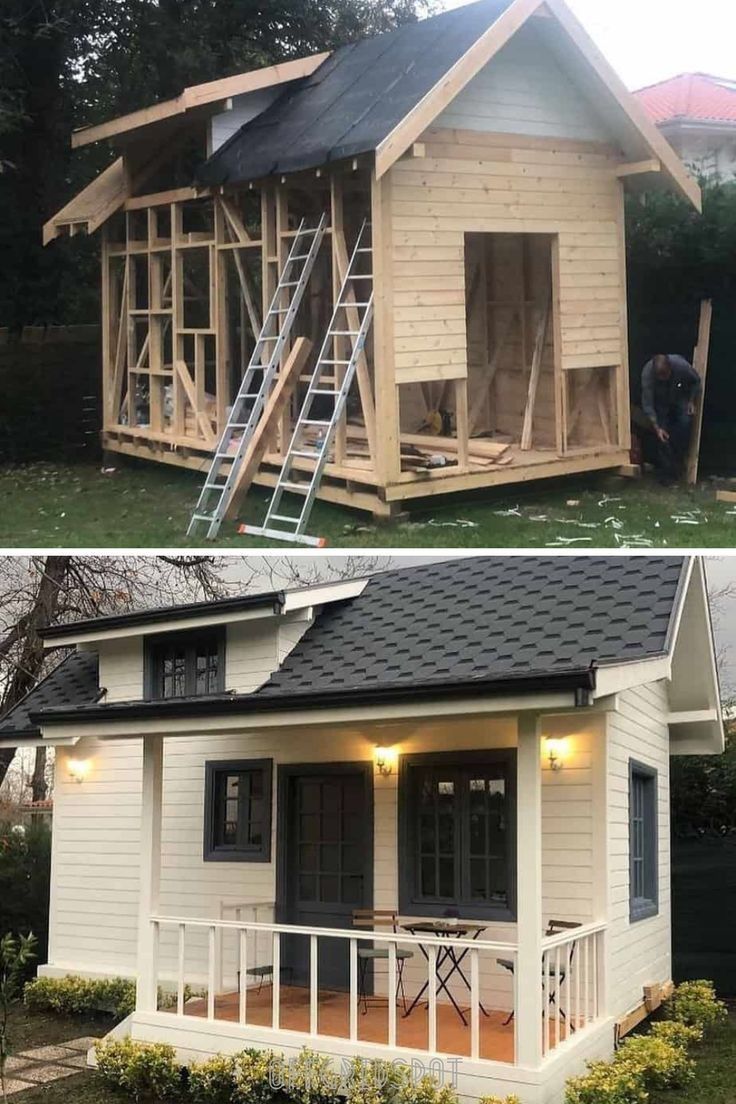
[183,985,574,1063]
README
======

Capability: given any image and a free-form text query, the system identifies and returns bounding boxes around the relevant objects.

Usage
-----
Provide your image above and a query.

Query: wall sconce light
[545,738,567,773]
[67,758,91,784]
[374,746,398,777]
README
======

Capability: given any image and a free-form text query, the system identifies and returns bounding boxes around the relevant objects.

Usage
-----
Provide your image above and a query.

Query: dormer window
[145,628,225,700]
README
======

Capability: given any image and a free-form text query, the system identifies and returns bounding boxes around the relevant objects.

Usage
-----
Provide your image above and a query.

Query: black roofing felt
[197,0,514,186]
[14,557,687,734]
[0,652,99,739]
[251,556,686,700]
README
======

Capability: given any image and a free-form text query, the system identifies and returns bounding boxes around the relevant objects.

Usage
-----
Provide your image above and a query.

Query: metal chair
[496,919,581,1027]
[352,909,414,1014]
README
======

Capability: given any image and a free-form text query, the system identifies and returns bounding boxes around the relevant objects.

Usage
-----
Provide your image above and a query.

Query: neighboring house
[0,557,724,1104]
[636,73,736,180]
[43,0,700,525]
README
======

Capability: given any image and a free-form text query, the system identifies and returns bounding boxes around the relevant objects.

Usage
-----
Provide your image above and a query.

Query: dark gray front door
[280,766,371,990]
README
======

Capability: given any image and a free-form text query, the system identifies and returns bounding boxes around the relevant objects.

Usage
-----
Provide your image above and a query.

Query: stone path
[2,1037,100,1097]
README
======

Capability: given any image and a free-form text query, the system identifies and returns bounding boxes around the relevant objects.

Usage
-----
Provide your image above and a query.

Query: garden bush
[478,1096,521,1104]
[397,1074,459,1104]
[187,1054,237,1104]
[615,1034,695,1091]
[232,1048,282,1104]
[342,1058,410,1104]
[25,974,136,1019]
[662,979,727,1032]
[96,1038,184,1103]
[650,1020,703,1049]
[564,1060,648,1104]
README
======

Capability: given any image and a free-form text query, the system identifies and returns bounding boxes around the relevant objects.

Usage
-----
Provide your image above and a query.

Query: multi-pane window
[629,761,658,922]
[146,629,224,699]
[401,753,515,920]
[204,759,272,862]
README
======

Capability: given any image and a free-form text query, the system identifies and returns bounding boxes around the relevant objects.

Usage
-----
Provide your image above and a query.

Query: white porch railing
[146,914,606,1066]
[541,922,607,1057]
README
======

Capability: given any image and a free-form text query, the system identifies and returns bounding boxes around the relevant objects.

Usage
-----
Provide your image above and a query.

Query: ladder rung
[301,419,330,427]
[348,273,373,279]
[191,512,216,523]
[281,281,300,287]
[289,253,310,261]
[339,301,370,307]
[269,514,300,525]
[330,330,360,336]
[292,449,321,459]
[310,388,339,396]
[321,359,350,365]
[280,482,310,494]
[356,247,372,253]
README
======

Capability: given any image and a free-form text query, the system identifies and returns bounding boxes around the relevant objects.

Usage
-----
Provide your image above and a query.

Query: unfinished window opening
[152,206,171,247]
[181,248,212,330]
[180,196,214,240]
[126,209,148,244]
[465,232,556,450]
[564,366,617,450]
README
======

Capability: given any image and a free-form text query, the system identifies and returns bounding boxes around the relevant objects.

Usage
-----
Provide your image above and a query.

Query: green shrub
[650,1020,703,1049]
[232,1048,282,1104]
[615,1034,695,1090]
[398,1073,459,1104]
[663,980,728,1033]
[343,1057,410,1104]
[478,1097,521,1104]
[95,1038,184,1103]
[564,1061,648,1104]
[279,1049,341,1104]
[187,1053,237,1104]
[25,974,136,1018]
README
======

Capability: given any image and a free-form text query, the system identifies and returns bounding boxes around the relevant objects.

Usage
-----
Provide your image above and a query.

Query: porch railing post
[516,713,544,1067]
[135,734,163,1014]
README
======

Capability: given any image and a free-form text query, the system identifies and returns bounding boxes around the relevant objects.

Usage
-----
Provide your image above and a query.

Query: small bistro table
[401,919,490,1026]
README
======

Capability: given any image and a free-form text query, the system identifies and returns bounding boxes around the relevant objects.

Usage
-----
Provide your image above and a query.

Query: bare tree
[0,555,234,795]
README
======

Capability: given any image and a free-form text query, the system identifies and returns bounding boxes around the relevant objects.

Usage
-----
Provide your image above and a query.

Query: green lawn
[650,1008,736,1104]
[3,1003,118,1103]
[1,460,735,548]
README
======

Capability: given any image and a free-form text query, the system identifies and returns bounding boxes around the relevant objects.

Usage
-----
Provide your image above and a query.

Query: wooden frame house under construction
[46,0,701,525]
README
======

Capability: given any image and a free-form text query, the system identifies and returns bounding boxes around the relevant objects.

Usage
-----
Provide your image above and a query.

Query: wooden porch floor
[185,986,575,1063]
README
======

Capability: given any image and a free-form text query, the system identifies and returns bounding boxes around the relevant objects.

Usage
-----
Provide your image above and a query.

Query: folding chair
[496,919,581,1026]
[352,909,414,1014]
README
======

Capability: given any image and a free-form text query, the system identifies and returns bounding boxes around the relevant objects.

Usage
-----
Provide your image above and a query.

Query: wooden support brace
[174,359,217,447]
[685,299,713,486]
[520,294,551,451]
[615,159,661,178]
[223,338,312,521]
[469,308,518,435]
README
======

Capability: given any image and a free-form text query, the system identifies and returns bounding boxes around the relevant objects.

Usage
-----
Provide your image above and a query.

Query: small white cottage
[0,556,723,1104]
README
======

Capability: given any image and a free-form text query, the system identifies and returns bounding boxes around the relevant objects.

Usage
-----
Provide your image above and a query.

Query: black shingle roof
[253,556,685,700]
[0,652,99,739]
[197,0,513,186]
[2,557,687,733]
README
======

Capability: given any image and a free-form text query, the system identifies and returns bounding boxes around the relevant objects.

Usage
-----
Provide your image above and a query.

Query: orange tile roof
[636,73,736,126]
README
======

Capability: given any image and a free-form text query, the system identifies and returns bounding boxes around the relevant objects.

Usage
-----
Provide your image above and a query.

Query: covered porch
[127,697,613,1092]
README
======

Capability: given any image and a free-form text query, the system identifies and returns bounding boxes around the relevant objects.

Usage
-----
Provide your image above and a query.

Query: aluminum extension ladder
[239,220,373,546]
[187,214,327,540]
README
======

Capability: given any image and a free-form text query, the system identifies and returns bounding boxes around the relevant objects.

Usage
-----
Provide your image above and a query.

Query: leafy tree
[0,932,36,1103]
[625,178,736,469]
[671,720,736,838]
[0,0,429,329]
[0,822,50,965]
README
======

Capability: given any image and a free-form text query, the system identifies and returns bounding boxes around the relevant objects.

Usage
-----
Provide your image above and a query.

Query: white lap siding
[606,682,672,1020]
[45,713,598,1014]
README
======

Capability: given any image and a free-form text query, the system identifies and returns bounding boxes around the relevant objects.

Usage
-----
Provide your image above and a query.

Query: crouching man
[640,353,702,483]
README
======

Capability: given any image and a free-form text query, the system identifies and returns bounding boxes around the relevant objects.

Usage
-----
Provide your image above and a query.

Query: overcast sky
[441,0,735,90]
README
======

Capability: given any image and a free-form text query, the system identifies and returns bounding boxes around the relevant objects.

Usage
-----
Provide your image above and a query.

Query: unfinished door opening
[465,232,557,451]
